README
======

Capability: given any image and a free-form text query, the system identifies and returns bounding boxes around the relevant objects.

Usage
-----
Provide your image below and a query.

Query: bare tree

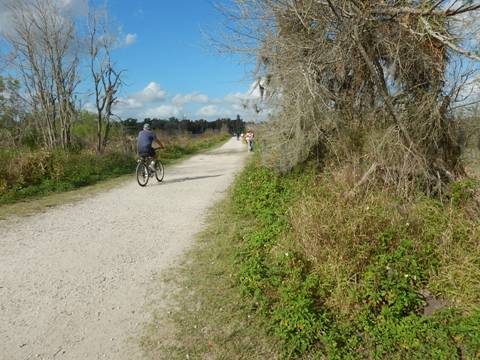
[5,0,80,149]
[221,0,480,194]
[87,9,124,153]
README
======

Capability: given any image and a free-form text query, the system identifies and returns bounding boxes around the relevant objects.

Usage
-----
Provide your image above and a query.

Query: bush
[230,160,480,358]
[0,149,134,203]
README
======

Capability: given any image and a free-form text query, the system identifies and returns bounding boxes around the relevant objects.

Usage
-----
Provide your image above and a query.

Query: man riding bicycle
[137,123,164,170]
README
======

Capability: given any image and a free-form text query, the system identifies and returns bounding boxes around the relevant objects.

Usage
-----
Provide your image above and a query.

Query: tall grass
[0,132,230,204]
[0,149,133,204]
[229,159,480,358]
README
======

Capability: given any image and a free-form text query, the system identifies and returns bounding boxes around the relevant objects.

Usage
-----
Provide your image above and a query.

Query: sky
[0,0,264,121]
[104,0,261,121]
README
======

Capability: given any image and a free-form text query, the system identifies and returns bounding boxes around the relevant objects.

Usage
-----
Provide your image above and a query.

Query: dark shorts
[139,147,155,157]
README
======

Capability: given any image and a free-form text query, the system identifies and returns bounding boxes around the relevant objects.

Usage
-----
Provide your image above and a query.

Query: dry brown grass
[289,168,480,315]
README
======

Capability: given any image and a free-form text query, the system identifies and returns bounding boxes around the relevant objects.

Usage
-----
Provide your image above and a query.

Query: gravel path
[0,138,247,360]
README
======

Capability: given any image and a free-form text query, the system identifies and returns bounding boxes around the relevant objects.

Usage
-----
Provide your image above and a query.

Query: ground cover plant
[140,199,281,360]
[230,160,480,358]
[141,156,480,359]
[201,2,480,356]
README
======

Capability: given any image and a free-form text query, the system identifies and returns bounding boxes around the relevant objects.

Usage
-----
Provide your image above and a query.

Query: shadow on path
[159,174,224,185]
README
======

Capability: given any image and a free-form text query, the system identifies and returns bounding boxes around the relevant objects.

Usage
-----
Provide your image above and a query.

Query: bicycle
[136,149,165,187]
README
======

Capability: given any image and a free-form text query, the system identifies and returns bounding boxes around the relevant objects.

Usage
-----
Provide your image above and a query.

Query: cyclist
[137,123,165,170]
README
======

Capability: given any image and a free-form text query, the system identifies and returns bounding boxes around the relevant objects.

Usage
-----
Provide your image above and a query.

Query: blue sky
[113,0,247,96]
[96,0,260,120]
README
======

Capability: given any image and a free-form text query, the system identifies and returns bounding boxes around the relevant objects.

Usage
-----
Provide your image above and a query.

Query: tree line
[121,115,246,136]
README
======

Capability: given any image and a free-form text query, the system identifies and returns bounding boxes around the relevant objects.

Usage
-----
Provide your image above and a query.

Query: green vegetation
[230,161,480,358]
[0,132,229,205]
[145,157,480,359]
[140,200,281,359]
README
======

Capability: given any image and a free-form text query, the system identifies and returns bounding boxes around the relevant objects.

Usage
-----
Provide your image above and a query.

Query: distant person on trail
[137,123,164,170]
[245,129,254,152]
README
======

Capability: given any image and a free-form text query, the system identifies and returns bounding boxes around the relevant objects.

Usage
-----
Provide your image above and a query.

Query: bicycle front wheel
[155,160,165,182]
[136,162,149,187]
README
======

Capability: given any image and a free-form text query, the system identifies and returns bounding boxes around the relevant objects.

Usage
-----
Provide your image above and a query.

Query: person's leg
[148,148,156,170]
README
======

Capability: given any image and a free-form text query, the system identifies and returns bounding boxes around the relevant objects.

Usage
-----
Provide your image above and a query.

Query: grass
[140,199,281,360]
[0,173,132,220]
[0,132,230,207]
[142,156,480,359]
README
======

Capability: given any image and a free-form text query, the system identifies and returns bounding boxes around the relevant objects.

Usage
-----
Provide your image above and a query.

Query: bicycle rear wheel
[136,162,149,187]
[155,160,165,182]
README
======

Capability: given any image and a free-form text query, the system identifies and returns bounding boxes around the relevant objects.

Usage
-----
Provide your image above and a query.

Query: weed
[230,161,480,358]
[142,156,480,359]
[140,200,281,360]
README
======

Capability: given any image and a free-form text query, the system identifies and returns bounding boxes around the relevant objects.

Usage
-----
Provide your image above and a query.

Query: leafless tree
[87,8,124,153]
[221,0,480,194]
[5,0,80,149]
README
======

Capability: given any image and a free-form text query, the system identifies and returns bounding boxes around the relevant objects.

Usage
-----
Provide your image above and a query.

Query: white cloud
[172,92,210,106]
[113,97,143,116]
[125,33,137,46]
[118,97,143,109]
[83,102,97,113]
[143,105,181,118]
[223,81,262,104]
[109,82,167,117]
[103,80,265,120]
[134,82,167,102]
[196,105,221,117]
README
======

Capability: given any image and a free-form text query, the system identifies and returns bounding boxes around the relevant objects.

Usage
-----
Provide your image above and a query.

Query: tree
[0,75,23,146]
[6,0,80,149]
[87,8,124,153]
[223,0,480,194]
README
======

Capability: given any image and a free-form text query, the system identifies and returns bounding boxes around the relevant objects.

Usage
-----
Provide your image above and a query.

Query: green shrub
[230,161,480,358]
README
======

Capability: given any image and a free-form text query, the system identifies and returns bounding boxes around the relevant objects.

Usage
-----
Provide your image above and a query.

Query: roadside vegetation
[0,129,230,205]
[0,111,230,205]
[140,198,281,360]
[231,159,479,358]
[142,1,480,358]
[143,154,480,359]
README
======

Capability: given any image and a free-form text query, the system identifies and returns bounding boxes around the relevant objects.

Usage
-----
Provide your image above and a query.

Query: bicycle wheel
[136,162,149,187]
[154,160,165,182]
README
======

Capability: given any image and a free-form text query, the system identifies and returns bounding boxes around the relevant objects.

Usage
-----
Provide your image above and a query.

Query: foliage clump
[230,161,480,358]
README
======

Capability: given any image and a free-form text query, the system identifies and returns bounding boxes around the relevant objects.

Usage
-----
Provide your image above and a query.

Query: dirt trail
[0,138,247,360]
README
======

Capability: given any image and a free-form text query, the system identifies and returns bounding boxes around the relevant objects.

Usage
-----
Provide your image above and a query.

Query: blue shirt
[137,130,156,153]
